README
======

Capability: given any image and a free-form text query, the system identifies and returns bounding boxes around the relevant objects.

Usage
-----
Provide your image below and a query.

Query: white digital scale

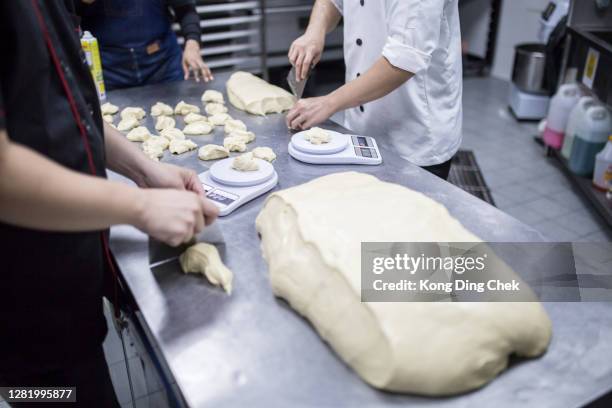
[198,157,278,216]
[288,130,382,165]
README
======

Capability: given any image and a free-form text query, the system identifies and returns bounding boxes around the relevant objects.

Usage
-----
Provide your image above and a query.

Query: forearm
[307,0,341,37]
[329,57,413,112]
[104,122,153,187]
[0,131,143,231]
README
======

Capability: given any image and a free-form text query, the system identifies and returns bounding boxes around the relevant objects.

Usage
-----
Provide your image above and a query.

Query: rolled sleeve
[330,0,343,15]
[382,0,446,74]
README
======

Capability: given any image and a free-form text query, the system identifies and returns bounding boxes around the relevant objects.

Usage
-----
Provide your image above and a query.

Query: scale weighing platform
[288,130,382,165]
[198,157,278,216]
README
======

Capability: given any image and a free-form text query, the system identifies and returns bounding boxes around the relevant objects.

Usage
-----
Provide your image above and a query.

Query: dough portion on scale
[304,127,331,144]
[201,89,225,104]
[198,144,229,161]
[169,138,197,154]
[126,126,151,142]
[232,152,259,172]
[180,243,233,294]
[184,112,207,124]
[155,116,175,131]
[252,146,276,162]
[120,107,146,120]
[255,172,552,396]
[184,121,213,135]
[101,102,118,115]
[226,71,295,115]
[150,102,173,117]
[174,101,200,115]
[223,136,247,152]
[160,127,185,141]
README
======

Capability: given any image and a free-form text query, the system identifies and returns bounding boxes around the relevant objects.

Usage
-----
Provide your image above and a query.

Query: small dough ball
[169,138,198,155]
[117,116,139,132]
[232,152,259,172]
[304,127,331,145]
[180,243,233,294]
[126,126,152,142]
[101,102,119,115]
[184,121,213,135]
[227,129,255,144]
[174,100,200,115]
[201,90,225,104]
[224,136,247,153]
[151,102,173,117]
[142,136,169,160]
[184,112,208,124]
[155,116,176,131]
[252,146,276,162]
[120,107,146,121]
[208,113,231,126]
[224,119,247,134]
[102,114,114,124]
[160,127,185,141]
[198,144,229,161]
[205,102,228,115]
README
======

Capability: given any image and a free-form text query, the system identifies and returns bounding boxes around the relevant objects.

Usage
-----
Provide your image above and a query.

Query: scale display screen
[357,136,368,147]
[206,190,237,206]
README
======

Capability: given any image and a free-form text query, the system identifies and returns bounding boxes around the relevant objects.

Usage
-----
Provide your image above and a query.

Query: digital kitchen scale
[198,157,278,216]
[288,130,382,165]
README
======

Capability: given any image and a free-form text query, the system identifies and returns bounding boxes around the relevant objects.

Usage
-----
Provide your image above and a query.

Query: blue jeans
[100,30,183,90]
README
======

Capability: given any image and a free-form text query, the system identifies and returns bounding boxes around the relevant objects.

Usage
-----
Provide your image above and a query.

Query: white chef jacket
[330,0,463,166]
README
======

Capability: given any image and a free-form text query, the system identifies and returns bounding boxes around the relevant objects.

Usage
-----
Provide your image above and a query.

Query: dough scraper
[287,65,311,99]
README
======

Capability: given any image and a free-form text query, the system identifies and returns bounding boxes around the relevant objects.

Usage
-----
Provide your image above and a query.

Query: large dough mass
[255,172,552,396]
[226,71,295,115]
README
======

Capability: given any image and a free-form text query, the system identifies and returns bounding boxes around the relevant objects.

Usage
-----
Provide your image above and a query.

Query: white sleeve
[330,0,343,15]
[382,0,447,74]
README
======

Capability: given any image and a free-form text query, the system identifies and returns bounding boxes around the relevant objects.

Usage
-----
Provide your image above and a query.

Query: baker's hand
[289,31,324,81]
[286,96,336,130]
[182,39,214,83]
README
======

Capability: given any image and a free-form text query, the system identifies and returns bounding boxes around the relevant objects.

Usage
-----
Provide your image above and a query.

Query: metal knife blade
[287,65,310,99]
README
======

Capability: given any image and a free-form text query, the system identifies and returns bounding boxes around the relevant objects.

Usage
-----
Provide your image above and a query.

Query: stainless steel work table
[108,75,612,407]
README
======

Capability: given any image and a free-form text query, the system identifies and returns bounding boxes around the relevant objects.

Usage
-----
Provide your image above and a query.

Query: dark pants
[0,346,120,408]
[422,157,453,180]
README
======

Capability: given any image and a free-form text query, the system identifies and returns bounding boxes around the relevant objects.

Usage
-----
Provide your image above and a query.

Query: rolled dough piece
[180,243,233,294]
[198,144,229,161]
[126,126,151,142]
[252,146,276,162]
[102,114,114,124]
[120,107,146,120]
[142,136,169,160]
[155,116,175,131]
[229,129,255,143]
[224,119,247,134]
[304,127,331,145]
[184,121,213,135]
[101,102,118,115]
[208,113,231,126]
[227,71,295,116]
[117,116,139,132]
[169,138,197,155]
[184,112,208,124]
[205,102,228,115]
[223,136,247,153]
[151,102,173,117]
[232,152,259,172]
[160,127,185,141]
[201,89,225,104]
[255,172,552,396]
[174,101,200,115]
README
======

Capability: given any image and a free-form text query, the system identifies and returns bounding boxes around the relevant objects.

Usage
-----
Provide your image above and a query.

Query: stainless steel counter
[108,75,612,408]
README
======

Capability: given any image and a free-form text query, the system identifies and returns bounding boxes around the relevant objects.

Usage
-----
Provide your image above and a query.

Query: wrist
[125,186,148,230]
[185,38,200,50]
[326,91,343,114]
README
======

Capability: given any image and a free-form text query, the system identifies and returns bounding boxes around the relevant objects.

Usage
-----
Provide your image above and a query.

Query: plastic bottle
[593,135,612,190]
[81,31,106,101]
[543,83,581,149]
[568,106,612,176]
[561,96,595,159]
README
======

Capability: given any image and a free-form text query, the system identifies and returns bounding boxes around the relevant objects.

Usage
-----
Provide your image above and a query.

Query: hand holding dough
[252,146,276,162]
[304,127,331,144]
[180,243,233,294]
[169,138,198,154]
[101,102,119,115]
[184,121,213,135]
[223,136,247,153]
[224,119,247,134]
[155,116,175,131]
[201,89,224,104]
[184,112,208,124]
[160,127,185,141]
[151,102,173,117]
[205,102,228,115]
[232,152,259,172]
[120,107,146,120]
[126,126,151,142]
[208,113,231,126]
[198,144,229,161]
[226,71,295,115]
[174,101,200,115]
[117,116,139,132]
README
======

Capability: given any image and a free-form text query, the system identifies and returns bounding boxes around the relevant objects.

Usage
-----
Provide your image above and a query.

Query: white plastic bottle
[593,135,612,190]
[561,96,595,159]
[543,83,581,149]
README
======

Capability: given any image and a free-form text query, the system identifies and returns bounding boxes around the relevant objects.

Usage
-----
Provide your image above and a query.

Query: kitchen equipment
[568,105,612,176]
[509,43,550,120]
[288,130,382,165]
[539,0,570,43]
[287,65,310,99]
[593,135,612,190]
[198,157,278,216]
[543,83,581,149]
[561,96,595,159]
